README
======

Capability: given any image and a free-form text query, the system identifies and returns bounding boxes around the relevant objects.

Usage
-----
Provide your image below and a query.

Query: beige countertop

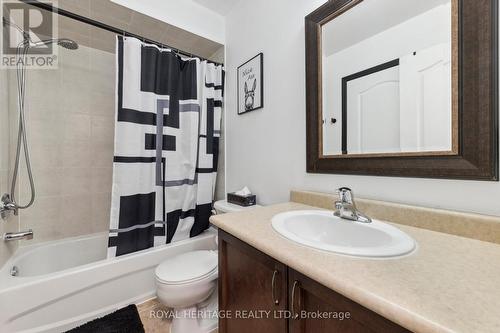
[210,202,500,333]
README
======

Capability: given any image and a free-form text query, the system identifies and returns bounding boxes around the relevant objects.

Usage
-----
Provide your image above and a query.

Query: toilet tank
[213,200,261,214]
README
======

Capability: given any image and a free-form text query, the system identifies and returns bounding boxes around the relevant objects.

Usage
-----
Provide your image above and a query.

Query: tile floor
[137,298,172,333]
[137,298,218,333]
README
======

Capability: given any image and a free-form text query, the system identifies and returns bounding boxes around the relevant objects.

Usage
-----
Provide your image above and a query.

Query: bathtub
[0,228,217,333]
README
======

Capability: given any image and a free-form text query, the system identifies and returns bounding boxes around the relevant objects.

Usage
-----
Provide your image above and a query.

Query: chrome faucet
[0,194,18,220]
[334,187,372,223]
[3,230,33,241]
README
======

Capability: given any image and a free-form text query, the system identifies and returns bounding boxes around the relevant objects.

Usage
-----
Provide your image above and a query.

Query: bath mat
[65,304,145,333]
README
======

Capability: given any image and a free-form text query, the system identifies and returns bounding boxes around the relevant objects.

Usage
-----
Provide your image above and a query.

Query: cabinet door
[219,230,288,333]
[288,269,410,333]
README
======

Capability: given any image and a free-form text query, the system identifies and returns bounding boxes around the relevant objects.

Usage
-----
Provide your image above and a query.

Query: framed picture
[237,53,264,114]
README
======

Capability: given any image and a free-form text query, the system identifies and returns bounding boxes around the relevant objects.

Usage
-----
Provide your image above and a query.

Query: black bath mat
[65,304,145,333]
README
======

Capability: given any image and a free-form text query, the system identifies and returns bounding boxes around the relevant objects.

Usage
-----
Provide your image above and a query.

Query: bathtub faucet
[3,230,33,241]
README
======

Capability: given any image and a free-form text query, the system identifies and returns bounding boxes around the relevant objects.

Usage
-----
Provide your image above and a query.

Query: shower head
[3,17,79,50]
[31,38,79,50]
[56,39,79,50]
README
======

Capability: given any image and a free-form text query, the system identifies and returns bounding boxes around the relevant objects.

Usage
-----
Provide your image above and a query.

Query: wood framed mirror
[305,0,498,180]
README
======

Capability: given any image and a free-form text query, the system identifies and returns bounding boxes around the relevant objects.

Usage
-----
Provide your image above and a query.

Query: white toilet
[155,250,218,333]
[155,200,260,333]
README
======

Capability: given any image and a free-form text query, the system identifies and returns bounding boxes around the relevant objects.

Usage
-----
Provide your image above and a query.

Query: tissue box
[227,192,257,207]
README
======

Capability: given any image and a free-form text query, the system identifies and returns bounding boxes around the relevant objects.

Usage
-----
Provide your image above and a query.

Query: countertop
[209,202,500,333]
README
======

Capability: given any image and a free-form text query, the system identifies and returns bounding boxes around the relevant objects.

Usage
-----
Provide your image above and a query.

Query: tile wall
[0,0,226,268]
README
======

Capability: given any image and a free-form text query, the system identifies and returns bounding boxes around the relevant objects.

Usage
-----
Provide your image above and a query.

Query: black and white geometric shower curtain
[108,36,223,257]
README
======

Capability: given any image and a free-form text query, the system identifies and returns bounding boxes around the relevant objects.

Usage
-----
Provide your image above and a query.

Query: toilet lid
[155,250,218,284]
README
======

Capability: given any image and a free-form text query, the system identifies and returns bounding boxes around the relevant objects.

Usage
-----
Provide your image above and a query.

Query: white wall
[225,0,500,217]
[323,4,451,155]
[111,0,226,44]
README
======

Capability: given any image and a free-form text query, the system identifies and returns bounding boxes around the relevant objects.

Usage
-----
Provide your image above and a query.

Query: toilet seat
[155,250,218,285]
[156,267,217,285]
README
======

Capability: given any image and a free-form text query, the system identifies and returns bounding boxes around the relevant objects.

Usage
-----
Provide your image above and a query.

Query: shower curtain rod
[18,0,223,66]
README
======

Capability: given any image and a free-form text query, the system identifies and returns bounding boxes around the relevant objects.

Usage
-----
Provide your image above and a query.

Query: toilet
[155,250,218,333]
[155,200,260,333]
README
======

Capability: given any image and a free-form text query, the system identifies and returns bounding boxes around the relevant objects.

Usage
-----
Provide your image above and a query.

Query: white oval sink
[272,210,416,258]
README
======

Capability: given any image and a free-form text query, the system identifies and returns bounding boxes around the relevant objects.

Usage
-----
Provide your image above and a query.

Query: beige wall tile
[58,0,91,17]
[61,142,92,168]
[27,68,62,94]
[30,142,63,169]
[61,0,224,60]
[89,90,116,117]
[90,27,116,54]
[0,1,109,256]
[19,196,61,224]
[90,1,134,30]
[59,86,93,116]
[61,168,92,196]
[21,224,63,245]
[61,194,94,237]
[59,41,91,71]
[2,2,224,256]
[1,88,10,172]
[28,115,63,145]
[91,168,113,194]
[0,170,8,196]
[91,192,112,233]
[61,114,92,142]
[0,227,19,268]
[209,46,225,64]
[129,12,169,43]
[90,47,116,73]
[20,167,63,198]
[0,54,19,268]
[91,142,115,168]
[91,115,116,145]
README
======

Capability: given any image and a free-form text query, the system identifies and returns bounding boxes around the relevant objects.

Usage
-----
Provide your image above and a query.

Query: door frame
[341,58,400,154]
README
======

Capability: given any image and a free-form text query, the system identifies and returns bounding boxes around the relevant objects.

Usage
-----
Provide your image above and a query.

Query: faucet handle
[336,187,353,204]
[1,194,18,220]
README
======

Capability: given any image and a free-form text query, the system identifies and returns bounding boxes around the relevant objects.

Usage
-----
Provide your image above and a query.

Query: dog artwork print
[238,53,263,114]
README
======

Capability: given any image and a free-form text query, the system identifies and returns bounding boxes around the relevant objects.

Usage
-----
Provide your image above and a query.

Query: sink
[271,210,416,258]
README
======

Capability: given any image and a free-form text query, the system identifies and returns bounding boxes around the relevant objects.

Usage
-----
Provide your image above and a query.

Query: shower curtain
[108,36,223,257]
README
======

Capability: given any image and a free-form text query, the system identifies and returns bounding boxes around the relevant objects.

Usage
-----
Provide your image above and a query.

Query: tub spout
[3,230,33,241]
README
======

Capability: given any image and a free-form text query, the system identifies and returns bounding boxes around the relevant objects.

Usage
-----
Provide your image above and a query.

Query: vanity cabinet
[218,230,410,333]
[218,230,288,333]
[288,269,410,333]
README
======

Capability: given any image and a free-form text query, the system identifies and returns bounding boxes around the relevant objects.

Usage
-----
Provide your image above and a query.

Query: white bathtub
[0,229,217,333]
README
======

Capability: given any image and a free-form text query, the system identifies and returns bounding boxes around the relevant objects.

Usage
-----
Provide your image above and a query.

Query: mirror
[321,0,457,156]
[305,0,498,180]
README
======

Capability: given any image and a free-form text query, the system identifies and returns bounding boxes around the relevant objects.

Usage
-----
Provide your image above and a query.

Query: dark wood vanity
[218,230,411,333]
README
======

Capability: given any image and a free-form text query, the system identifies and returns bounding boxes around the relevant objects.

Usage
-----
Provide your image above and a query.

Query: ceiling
[53,0,224,61]
[323,0,451,57]
[192,0,238,16]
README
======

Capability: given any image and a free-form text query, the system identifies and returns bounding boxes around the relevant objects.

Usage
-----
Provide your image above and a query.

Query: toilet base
[170,288,218,333]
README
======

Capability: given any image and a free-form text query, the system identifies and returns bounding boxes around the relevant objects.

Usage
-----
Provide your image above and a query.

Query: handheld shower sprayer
[0,17,79,221]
